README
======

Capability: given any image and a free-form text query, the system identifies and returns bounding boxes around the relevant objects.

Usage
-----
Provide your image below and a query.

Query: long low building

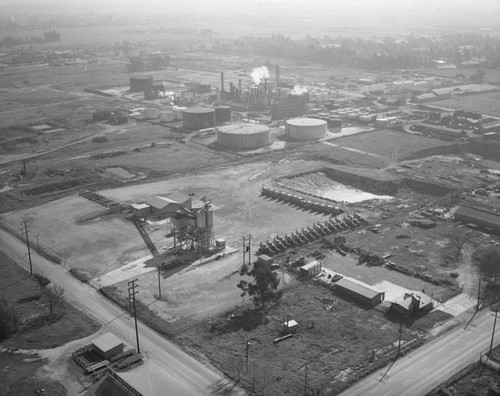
[454,205,500,235]
[333,277,385,307]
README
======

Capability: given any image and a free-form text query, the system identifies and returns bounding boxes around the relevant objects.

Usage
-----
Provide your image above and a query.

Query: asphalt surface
[0,228,242,396]
[339,310,500,396]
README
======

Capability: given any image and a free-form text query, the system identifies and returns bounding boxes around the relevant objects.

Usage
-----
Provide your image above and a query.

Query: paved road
[339,311,500,396]
[0,228,242,395]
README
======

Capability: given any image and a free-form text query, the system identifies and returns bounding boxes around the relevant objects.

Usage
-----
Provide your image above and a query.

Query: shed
[390,292,433,317]
[131,203,150,219]
[333,277,385,306]
[257,254,274,266]
[146,192,192,217]
[454,205,500,235]
[282,319,298,334]
[299,260,322,277]
[92,333,124,360]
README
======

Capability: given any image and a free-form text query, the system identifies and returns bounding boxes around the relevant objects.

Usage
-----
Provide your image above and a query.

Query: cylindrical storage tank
[198,83,211,94]
[359,114,372,123]
[130,76,154,92]
[173,106,186,120]
[337,110,348,119]
[182,107,216,130]
[143,107,160,119]
[347,112,359,121]
[160,111,175,122]
[328,118,342,132]
[375,117,389,127]
[285,118,327,140]
[217,124,271,150]
[215,106,231,124]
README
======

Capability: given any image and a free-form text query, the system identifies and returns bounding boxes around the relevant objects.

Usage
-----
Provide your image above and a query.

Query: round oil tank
[198,83,211,94]
[130,76,154,92]
[217,123,271,150]
[375,117,389,127]
[215,106,231,124]
[182,107,216,130]
[143,107,160,119]
[173,106,186,120]
[359,114,372,123]
[347,112,359,121]
[160,111,175,122]
[285,118,327,140]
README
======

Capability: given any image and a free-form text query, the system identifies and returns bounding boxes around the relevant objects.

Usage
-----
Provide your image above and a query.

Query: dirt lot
[0,250,100,395]
[177,281,450,395]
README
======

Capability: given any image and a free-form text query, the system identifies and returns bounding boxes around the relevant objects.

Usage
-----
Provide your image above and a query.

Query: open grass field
[426,91,500,118]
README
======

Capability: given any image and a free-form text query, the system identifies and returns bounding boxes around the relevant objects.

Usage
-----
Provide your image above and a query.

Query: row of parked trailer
[261,187,343,216]
[257,213,368,256]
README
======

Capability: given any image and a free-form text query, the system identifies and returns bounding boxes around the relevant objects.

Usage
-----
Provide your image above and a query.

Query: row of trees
[216,32,500,71]
[0,30,60,48]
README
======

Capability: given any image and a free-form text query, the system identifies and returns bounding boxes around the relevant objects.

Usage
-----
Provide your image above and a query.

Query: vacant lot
[427,91,500,118]
[178,281,447,395]
[0,250,100,395]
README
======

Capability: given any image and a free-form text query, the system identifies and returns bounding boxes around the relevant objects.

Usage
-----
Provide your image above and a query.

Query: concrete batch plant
[285,118,327,140]
[217,123,271,150]
[182,107,216,130]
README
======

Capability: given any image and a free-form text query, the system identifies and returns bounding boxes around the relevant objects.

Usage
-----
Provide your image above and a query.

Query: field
[0,250,100,395]
[426,91,500,118]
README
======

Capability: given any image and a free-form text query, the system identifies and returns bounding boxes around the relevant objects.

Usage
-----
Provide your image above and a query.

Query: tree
[44,284,65,316]
[0,295,19,340]
[237,261,281,309]
[473,245,500,282]
[444,229,471,263]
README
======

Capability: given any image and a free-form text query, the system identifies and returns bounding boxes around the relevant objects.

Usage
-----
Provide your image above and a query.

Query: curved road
[0,229,241,395]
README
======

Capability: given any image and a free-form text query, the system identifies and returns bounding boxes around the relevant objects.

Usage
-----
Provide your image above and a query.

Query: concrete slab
[433,293,478,316]
[92,255,154,288]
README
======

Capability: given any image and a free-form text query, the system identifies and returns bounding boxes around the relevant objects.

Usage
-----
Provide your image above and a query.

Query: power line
[127,279,140,354]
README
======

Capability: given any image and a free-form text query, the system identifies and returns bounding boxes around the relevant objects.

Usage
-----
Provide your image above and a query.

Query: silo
[130,76,154,92]
[285,118,327,140]
[215,106,232,124]
[182,107,216,130]
[217,124,271,150]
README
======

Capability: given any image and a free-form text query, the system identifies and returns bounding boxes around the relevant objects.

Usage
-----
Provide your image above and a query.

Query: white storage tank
[173,106,187,120]
[285,118,327,140]
[217,123,271,150]
[143,107,160,119]
[375,117,389,127]
[359,114,372,123]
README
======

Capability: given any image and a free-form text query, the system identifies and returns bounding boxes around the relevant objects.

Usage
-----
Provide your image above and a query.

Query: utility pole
[247,234,251,265]
[22,221,33,276]
[128,279,140,354]
[157,264,162,300]
[245,338,250,372]
[397,321,403,358]
[243,235,246,266]
[477,277,482,311]
[489,309,498,356]
[304,366,308,396]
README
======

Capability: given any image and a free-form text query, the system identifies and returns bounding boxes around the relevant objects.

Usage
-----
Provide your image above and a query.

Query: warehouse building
[217,123,271,150]
[144,192,192,217]
[454,205,500,235]
[285,118,327,140]
[333,277,385,306]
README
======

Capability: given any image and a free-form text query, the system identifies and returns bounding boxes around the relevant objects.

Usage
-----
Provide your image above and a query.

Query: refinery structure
[5,8,500,396]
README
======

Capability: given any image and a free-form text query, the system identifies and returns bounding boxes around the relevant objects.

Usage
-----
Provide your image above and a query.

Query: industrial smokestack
[276,65,280,87]
[221,72,224,92]
[238,79,242,93]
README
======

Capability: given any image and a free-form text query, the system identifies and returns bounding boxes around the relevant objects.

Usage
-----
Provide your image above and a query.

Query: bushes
[92,136,108,143]
[0,295,19,341]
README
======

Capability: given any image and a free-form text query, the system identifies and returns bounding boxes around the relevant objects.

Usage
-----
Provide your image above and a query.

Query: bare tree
[44,284,65,316]
[442,229,471,265]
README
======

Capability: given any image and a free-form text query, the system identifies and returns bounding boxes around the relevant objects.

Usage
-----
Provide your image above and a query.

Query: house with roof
[390,292,433,317]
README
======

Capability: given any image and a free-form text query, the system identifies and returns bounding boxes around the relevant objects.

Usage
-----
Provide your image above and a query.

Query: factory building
[182,107,216,130]
[333,277,385,307]
[129,75,154,92]
[271,96,307,120]
[285,118,327,140]
[217,124,271,150]
[454,205,500,235]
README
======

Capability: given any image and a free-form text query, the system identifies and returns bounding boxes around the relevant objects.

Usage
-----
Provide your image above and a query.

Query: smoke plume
[291,85,307,95]
[251,66,270,85]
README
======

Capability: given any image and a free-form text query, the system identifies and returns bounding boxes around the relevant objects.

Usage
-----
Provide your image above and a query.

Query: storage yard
[3,24,500,395]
